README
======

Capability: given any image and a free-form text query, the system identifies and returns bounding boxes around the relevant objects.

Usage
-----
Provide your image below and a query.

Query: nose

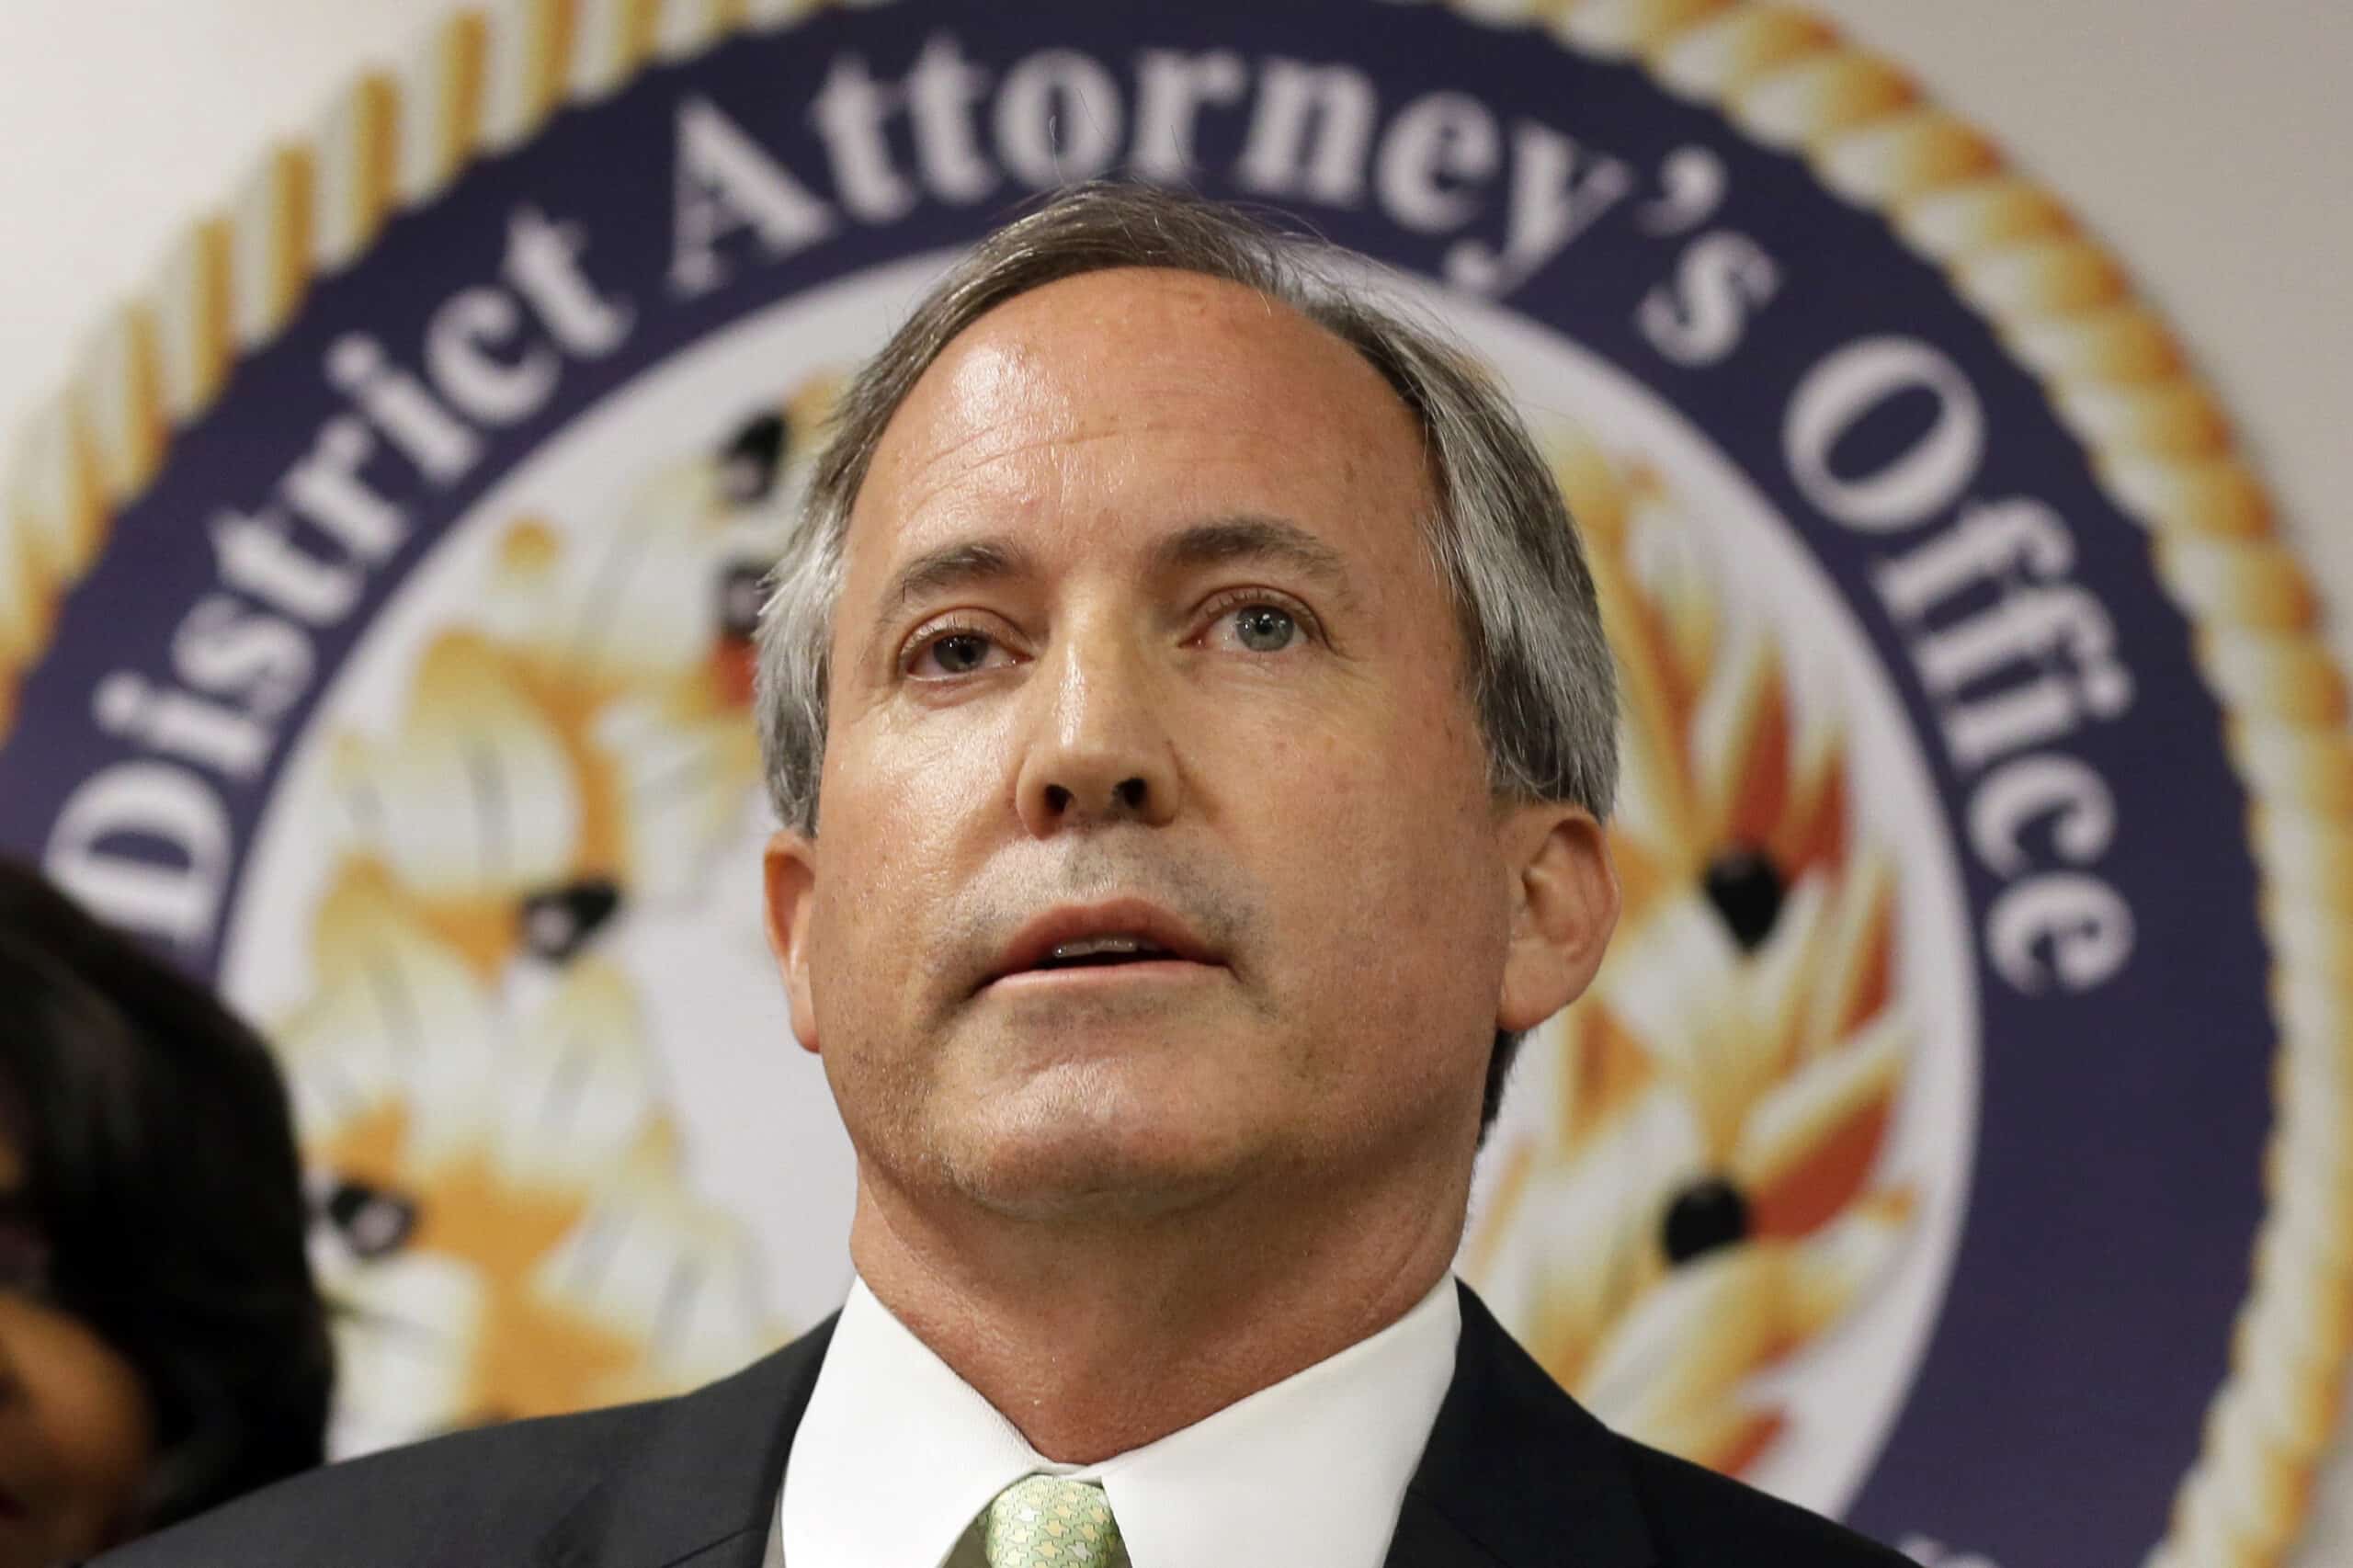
[1013,621,1182,836]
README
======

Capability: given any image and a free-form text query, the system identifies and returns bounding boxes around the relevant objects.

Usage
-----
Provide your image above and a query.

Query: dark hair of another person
[0,857,331,1532]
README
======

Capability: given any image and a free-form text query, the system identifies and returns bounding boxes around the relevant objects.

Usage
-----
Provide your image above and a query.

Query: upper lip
[984,899,1222,987]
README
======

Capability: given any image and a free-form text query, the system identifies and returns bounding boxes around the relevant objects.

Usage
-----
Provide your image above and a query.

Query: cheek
[824,708,1003,852]
[0,1301,155,1552]
[1226,685,1502,1005]
[810,722,1002,1002]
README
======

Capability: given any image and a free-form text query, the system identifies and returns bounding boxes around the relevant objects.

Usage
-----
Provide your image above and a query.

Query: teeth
[1049,935,1160,960]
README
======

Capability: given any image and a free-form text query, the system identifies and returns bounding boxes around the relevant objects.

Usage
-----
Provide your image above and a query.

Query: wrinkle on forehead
[856,338,1073,538]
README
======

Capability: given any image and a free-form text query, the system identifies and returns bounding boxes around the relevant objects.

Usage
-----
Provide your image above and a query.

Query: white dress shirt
[777,1273,1461,1568]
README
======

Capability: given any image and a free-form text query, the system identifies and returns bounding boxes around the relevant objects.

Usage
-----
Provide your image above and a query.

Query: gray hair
[754,182,1619,1127]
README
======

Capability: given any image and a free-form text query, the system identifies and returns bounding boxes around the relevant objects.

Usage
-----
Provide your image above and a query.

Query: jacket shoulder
[95,1400,659,1568]
[97,1314,836,1568]
[1614,1436,1918,1567]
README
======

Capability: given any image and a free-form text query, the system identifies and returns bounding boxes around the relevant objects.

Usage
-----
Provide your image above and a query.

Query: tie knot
[983,1474,1125,1568]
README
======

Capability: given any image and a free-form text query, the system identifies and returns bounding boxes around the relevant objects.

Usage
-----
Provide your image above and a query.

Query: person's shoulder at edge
[84,1396,655,1568]
[1610,1435,1920,1567]
[1424,1286,1917,1568]
[85,1318,828,1568]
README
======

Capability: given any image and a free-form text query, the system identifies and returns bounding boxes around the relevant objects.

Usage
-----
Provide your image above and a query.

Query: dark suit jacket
[102,1284,1914,1567]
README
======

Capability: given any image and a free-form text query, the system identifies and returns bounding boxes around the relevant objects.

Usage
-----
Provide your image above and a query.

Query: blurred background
[0,5,2345,1567]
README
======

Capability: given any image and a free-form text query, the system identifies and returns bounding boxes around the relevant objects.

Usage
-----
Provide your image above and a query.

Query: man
[106,185,1911,1568]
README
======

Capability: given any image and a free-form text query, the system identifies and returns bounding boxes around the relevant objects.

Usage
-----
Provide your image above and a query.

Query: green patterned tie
[981,1474,1126,1568]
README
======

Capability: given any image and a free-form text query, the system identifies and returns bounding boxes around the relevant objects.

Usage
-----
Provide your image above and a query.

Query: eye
[1232,606,1297,653]
[1197,591,1316,655]
[904,622,1016,679]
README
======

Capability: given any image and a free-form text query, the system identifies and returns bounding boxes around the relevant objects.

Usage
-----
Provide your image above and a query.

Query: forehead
[849,267,1435,560]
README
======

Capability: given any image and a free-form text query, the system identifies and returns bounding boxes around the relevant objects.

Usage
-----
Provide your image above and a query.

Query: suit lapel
[538,1314,839,1568]
[1383,1284,1654,1568]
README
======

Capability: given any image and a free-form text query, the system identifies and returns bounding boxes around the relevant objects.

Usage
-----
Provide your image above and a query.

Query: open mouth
[1026,936,1178,971]
[983,902,1223,993]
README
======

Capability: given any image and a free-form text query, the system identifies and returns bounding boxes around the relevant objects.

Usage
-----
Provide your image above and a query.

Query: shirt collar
[779,1273,1461,1568]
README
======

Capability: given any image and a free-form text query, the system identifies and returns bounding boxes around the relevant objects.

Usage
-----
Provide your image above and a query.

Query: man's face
[769,267,1577,1221]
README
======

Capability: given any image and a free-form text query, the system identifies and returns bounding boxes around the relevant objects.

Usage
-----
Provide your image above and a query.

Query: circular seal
[2,4,2343,1564]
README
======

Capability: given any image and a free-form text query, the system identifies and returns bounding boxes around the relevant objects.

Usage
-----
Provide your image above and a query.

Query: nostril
[1115,778,1147,811]
[1043,784,1073,813]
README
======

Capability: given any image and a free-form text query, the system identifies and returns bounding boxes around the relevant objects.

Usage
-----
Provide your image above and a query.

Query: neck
[848,1146,1472,1463]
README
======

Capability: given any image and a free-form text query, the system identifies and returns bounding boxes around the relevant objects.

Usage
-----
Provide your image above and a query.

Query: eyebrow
[1150,516,1359,609]
[880,538,1038,622]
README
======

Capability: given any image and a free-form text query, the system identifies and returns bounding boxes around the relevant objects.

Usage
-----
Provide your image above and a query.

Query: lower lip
[986,960,1221,993]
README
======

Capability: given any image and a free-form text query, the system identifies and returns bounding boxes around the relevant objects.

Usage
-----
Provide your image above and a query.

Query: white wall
[3,3,2347,1562]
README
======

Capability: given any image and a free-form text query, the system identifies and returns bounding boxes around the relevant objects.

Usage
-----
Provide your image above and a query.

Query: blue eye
[1233,606,1297,653]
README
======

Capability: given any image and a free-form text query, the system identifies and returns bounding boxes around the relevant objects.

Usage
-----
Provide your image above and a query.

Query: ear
[762,829,824,1055]
[1495,802,1620,1034]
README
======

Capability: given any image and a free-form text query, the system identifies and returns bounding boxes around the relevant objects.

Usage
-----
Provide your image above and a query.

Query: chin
[933,1068,1265,1221]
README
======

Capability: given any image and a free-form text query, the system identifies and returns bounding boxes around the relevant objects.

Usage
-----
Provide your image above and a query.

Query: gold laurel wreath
[0,0,2343,1562]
